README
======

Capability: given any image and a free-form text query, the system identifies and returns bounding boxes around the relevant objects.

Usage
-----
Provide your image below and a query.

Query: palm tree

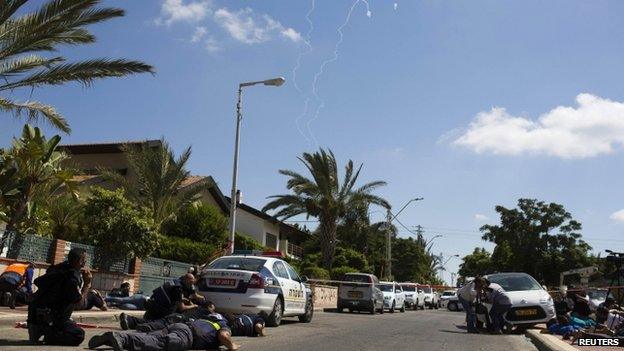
[2,124,77,232]
[0,0,154,133]
[263,149,390,269]
[101,140,205,231]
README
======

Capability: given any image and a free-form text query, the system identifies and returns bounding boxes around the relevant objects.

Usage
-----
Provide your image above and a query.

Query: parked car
[587,288,609,312]
[419,285,439,309]
[439,289,457,308]
[400,282,425,310]
[337,273,385,314]
[198,255,313,327]
[379,281,406,313]
[479,272,556,331]
[446,294,463,311]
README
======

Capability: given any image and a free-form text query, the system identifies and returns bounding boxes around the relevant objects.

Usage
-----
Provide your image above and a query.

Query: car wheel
[378,301,384,314]
[413,301,418,310]
[298,298,314,323]
[266,297,284,327]
[390,301,395,313]
[400,303,406,313]
[448,301,458,311]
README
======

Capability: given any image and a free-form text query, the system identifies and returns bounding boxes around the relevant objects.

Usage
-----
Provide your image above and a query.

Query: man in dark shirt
[27,248,91,346]
[89,319,240,350]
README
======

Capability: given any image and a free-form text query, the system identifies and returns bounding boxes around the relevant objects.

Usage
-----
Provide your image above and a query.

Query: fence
[0,230,193,295]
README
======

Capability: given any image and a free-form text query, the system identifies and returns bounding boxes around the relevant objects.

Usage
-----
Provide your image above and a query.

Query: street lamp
[229,77,286,254]
[385,197,424,279]
[439,254,459,284]
[425,234,442,249]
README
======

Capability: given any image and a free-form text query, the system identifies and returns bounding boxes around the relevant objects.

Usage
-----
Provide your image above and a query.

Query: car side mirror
[301,275,309,283]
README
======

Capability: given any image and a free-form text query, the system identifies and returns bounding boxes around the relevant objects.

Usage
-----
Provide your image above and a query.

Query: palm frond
[0,59,154,90]
[0,97,69,132]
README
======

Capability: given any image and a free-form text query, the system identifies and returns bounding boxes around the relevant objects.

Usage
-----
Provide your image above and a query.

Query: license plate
[515,309,538,316]
[209,278,237,286]
[348,291,363,298]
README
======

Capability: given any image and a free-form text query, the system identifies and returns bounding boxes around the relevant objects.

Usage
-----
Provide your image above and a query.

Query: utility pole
[386,209,392,280]
[415,225,424,237]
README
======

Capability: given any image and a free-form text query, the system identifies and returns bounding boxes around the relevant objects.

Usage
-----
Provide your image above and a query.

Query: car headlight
[539,296,553,305]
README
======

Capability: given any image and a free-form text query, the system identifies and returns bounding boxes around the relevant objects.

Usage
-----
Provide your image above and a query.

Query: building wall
[63,153,129,173]
[235,208,280,250]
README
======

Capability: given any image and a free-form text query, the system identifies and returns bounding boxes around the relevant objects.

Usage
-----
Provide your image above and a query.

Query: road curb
[0,310,144,328]
[526,329,578,351]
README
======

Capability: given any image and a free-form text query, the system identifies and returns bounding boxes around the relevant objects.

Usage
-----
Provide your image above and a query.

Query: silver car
[337,273,384,314]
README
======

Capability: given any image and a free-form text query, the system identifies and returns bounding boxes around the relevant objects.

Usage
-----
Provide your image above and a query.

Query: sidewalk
[0,306,143,327]
[526,329,621,351]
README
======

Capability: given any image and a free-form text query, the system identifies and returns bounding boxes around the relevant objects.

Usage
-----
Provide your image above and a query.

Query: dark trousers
[137,314,190,332]
[42,320,85,346]
[458,296,476,331]
[119,323,193,351]
[489,303,512,332]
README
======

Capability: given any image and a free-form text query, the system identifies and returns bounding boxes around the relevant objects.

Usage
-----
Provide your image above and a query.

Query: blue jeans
[458,296,476,331]
[490,303,511,332]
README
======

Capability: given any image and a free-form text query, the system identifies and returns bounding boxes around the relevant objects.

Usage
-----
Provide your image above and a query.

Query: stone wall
[311,284,338,309]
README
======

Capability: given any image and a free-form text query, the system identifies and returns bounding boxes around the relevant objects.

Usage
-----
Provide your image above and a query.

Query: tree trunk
[319,216,337,270]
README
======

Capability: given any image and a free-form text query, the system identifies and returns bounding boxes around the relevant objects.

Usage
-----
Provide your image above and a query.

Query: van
[337,273,384,314]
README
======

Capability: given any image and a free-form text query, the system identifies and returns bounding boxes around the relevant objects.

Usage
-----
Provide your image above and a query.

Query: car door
[272,261,294,313]
[285,262,306,315]
[395,283,405,307]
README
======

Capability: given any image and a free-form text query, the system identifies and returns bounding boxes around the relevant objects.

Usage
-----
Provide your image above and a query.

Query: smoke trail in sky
[292,0,316,144]
[306,0,371,147]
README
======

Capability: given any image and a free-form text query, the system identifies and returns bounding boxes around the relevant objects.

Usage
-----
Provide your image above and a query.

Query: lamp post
[385,197,424,279]
[425,234,442,249]
[229,77,285,254]
[439,254,459,284]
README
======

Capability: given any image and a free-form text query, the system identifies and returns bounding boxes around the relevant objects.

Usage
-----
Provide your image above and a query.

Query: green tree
[481,198,593,285]
[163,203,228,248]
[0,0,153,133]
[458,247,493,278]
[82,187,157,261]
[43,193,83,241]
[102,140,205,231]
[2,125,77,232]
[263,149,390,269]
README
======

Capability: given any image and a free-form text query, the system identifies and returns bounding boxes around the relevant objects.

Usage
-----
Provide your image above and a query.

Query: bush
[82,188,157,260]
[333,247,369,271]
[302,266,330,280]
[154,235,216,264]
[163,204,228,247]
[330,266,358,280]
[234,233,265,251]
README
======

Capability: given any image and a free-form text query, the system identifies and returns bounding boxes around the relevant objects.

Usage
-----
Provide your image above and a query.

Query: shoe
[88,332,123,351]
[7,291,15,309]
[27,323,44,343]
[119,312,134,330]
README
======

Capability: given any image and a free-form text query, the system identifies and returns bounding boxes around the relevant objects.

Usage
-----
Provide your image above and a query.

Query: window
[395,285,403,293]
[273,261,289,279]
[265,233,278,249]
[208,257,266,272]
[285,264,301,282]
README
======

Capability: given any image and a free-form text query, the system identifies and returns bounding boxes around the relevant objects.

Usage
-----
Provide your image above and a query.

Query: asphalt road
[0,309,538,350]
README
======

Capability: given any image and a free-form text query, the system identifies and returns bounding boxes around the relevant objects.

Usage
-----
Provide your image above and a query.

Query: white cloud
[213,7,301,44]
[190,26,207,43]
[157,0,212,25]
[452,93,624,159]
[204,36,221,53]
[474,214,489,221]
[610,209,624,223]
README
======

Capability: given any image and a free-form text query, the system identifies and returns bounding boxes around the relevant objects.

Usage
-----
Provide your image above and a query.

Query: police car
[198,254,313,327]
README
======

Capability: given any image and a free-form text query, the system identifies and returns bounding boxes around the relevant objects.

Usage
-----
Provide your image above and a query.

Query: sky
[3,0,624,285]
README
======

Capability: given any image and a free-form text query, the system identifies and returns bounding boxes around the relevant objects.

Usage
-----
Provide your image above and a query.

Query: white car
[439,289,457,308]
[587,288,608,312]
[199,255,313,327]
[379,281,406,313]
[400,283,425,310]
[480,272,556,330]
[419,285,439,309]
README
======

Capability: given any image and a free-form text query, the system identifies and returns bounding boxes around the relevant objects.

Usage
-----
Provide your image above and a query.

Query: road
[0,309,538,350]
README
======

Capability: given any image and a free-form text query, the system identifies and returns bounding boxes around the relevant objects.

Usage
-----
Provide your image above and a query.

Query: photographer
[27,248,92,346]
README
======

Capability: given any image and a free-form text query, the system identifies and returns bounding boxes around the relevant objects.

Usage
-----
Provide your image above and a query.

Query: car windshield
[587,290,608,300]
[442,291,455,296]
[487,274,542,292]
[379,284,393,292]
[344,274,370,283]
[208,257,266,272]
[422,287,432,293]
[402,286,416,292]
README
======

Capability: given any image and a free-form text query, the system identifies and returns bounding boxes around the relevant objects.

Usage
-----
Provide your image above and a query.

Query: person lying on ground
[224,312,266,337]
[89,319,240,351]
[120,301,218,331]
[105,282,149,311]
[547,315,584,339]
[75,288,107,311]
[0,262,34,309]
